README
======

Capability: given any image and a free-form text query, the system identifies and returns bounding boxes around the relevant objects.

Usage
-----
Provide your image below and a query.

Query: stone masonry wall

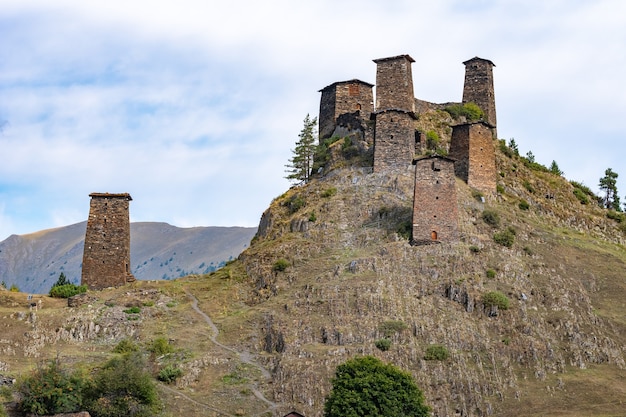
[449,122,496,195]
[412,156,459,244]
[81,193,135,290]
[319,80,374,140]
[373,110,417,172]
[462,57,497,133]
[373,55,415,112]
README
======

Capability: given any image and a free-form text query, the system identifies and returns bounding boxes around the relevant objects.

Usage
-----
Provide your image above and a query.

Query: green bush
[157,365,183,384]
[424,344,449,361]
[321,187,338,198]
[49,284,88,298]
[308,212,317,222]
[444,102,484,121]
[84,352,161,417]
[378,320,408,337]
[493,228,515,247]
[483,291,510,310]
[113,338,139,354]
[425,130,440,150]
[496,184,505,194]
[573,188,590,204]
[523,180,535,193]
[324,356,430,417]
[374,338,392,352]
[19,360,85,415]
[396,221,412,240]
[272,258,290,272]
[9,284,19,292]
[486,269,496,279]
[0,403,7,417]
[285,194,306,213]
[469,245,481,253]
[123,306,141,314]
[148,337,175,356]
[606,210,625,223]
[518,199,530,210]
[481,210,500,227]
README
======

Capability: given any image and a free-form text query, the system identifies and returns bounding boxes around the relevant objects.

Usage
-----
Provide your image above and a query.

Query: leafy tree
[549,160,563,176]
[84,352,160,417]
[324,356,430,417]
[19,360,85,415]
[285,114,318,184]
[599,168,621,211]
[525,151,535,164]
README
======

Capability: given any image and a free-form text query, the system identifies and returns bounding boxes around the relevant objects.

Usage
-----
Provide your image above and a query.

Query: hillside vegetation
[1,119,625,416]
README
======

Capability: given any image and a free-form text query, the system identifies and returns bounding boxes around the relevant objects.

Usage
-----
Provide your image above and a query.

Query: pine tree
[285,114,318,184]
[599,168,621,211]
[549,160,563,176]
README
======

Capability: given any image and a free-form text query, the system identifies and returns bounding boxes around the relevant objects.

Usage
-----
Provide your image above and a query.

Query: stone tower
[372,54,417,172]
[81,192,135,290]
[462,57,497,135]
[373,54,416,112]
[318,79,374,140]
[412,156,459,244]
[448,122,497,195]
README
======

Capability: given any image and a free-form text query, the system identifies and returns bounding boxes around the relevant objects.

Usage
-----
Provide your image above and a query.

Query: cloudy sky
[1,0,625,240]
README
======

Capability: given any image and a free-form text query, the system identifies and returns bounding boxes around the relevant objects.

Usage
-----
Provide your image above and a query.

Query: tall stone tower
[81,192,135,290]
[462,57,497,135]
[448,122,496,195]
[412,156,459,244]
[318,79,374,140]
[372,54,417,172]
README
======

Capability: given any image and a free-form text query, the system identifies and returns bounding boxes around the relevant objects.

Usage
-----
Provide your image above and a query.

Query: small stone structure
[449,122,497,195]
[412,156,459,244]
[81,193,135,290]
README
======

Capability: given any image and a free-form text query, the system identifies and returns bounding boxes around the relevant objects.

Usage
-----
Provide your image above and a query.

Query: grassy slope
[1,139,625,417]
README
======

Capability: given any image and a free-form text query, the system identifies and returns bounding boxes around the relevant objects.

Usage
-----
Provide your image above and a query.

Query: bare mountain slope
[0,222,256,294]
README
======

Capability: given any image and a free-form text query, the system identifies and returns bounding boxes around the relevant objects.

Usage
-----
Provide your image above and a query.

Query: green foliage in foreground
[19,360,85,415]
[85,352,161,417]
[50,273,87,298]
[324,356,430,417]
[444,102,484,121]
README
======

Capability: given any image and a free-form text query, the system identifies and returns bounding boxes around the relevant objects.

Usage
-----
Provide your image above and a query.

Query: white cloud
[1,0,626,239]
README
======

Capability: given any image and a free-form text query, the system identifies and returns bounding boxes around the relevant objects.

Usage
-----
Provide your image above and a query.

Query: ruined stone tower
[462,57,497,135]
[448,122,497,194]
[81,193,135,290]
[318,79,374,140]
[412,156,459,244]
[372,55,417,172]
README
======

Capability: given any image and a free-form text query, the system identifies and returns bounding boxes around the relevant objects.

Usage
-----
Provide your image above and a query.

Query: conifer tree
[599,168,621,211]
[285,114,318,184]
[549,160,563,176]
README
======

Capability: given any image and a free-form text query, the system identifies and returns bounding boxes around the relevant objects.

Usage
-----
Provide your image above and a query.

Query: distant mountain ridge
[0,222,257,294]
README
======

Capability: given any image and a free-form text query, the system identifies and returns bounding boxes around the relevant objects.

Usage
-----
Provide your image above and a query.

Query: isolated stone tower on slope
[81,193,135,290]
[318,79,374,140]
[372,54,417,172]
[462,57,497,135]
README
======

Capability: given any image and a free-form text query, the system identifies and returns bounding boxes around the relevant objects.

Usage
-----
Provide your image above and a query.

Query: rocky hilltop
[0,128,625,416]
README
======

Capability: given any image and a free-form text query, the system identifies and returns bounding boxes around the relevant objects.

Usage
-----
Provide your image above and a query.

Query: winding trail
[184,289,277,413]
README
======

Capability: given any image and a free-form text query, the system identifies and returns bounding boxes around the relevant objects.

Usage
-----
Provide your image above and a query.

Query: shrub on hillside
[113,338,140,354]
[50,284,87,298]
[378,320,408,337]
[84,352,161,417]
[518,199,530,210]
[272,258,290,272]
[374,338,392,352]
[444,102,484,121]
[481,210,500,227]
[19,360,85,415]
[482,291,510,310]
[493,227,515,248]
[424,344,450,361]
[321,187,337,198]
[148,337,175,356]
[157,365,183,384]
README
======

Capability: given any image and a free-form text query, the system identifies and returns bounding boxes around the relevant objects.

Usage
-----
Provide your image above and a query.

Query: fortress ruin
[319,54,498,244]
[81,192,135,290]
